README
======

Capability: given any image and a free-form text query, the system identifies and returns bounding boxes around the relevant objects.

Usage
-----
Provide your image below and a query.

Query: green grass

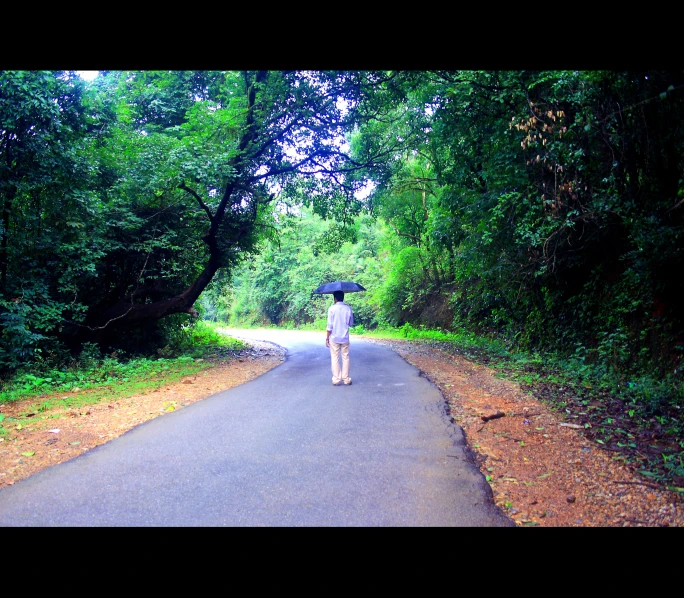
[354,322,510,359]
[0,357,211,429]
[0,322,247,407]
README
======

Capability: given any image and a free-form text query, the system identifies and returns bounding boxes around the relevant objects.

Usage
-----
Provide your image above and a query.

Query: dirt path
[1,335,682,526]
[0,341,285,493]
[364,337,683,527]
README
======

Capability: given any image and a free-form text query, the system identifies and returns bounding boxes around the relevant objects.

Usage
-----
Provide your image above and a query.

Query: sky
[77,71,99,81]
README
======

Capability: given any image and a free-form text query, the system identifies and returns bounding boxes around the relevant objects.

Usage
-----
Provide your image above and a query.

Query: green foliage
[2,70,396,373]
[349,70,684,382]
[0,320,246,405]
[211,207,384,330]
[0,299,47,370]
[0,71,96,370]
[395,322,509,356]
[2,69,683,445]
[374,245,433,326]
[161,319,246,358]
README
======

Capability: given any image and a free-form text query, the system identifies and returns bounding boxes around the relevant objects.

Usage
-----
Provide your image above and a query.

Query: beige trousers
[329,340,351,385]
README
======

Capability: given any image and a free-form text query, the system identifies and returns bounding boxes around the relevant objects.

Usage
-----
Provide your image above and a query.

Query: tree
[211,204,382,329]
[0,70,92,369]
[63,71,396,346]
[351,70,684,373]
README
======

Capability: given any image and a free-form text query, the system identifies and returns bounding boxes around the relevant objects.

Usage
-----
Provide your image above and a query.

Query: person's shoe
[332,382,341,386]
[344,380,352,385]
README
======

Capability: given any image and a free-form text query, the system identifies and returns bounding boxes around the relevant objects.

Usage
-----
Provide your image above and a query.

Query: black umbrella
[312,281,367,294]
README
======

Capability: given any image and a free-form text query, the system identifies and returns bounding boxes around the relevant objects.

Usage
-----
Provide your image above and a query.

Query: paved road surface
[0,329,514,527]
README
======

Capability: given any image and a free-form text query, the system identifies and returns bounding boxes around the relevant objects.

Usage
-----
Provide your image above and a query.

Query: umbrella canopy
[312,281,367,294]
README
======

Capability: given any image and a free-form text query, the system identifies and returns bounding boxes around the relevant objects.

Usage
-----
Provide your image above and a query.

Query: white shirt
[327,301,354,343]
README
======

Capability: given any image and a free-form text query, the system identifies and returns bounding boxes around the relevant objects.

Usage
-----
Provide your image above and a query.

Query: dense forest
[1,70,683,393]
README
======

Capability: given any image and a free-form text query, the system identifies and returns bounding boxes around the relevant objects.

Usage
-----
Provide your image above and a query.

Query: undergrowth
[0,321,247,407]
[358,322,684,492]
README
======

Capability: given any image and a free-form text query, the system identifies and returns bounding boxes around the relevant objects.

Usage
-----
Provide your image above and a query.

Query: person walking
[325,290,354,386]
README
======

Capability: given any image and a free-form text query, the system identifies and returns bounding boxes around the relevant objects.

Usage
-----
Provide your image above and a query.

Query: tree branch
[178,182,214,222]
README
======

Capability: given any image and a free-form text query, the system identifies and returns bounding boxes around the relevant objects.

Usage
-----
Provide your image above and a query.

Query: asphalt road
[0,329,514,527]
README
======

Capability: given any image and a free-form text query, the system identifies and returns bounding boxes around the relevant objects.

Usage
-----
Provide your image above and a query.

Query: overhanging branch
[178,182,214,222]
